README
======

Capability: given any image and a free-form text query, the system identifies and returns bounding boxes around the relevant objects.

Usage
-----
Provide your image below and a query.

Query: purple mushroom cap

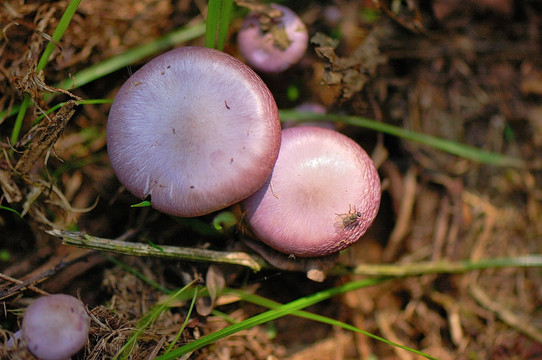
[238,4,308,73]
[22,294,90,360]
[243,127,381,257]
[107,47,281,217]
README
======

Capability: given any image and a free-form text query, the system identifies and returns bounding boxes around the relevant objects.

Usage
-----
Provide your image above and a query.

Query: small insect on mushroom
[243,127,381,257]
[336,205,363,228]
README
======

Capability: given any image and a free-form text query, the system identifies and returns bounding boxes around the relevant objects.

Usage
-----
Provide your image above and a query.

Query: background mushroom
[243,127,381,257]
[22,294,90,360]
[237,4,308,73]
[107,46,281,217]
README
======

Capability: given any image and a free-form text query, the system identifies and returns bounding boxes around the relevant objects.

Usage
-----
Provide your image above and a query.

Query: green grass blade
[113,281,198,360]
[33,99,112,124]
[56,22,206,91]
[131,200,151,208]
[0,204,22,217]
[216,0,233,50]
[279,110,525,168]
[1,23,205,121]
[105,255,171,294]
[37,0,82,71]
[205,0,220,49]
[11,0,81,145]
[165,287,199,354]
[10,95,31,145]
[155,277,390,359]
[205,0,233,50]
[233,291,437,359]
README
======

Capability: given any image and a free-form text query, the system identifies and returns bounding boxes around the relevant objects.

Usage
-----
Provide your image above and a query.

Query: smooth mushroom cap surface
[22,294,90,360]
[237,4,308,73]
[107,46,281,217]
[243,127,381,257]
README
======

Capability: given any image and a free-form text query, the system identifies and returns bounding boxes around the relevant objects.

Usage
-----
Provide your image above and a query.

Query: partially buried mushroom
[107,47,281,217]
[22,294,90,360]
[243,127,381,257]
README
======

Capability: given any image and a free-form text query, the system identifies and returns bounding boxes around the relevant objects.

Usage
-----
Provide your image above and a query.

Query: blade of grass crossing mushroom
[11,0,82,145]
[205,0,233,50]
[279,110,525,168]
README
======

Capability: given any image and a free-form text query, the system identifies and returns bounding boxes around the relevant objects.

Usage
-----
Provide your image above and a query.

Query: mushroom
[107,46,281,217]
[237,4,308,73]
[243,127,381,257]
[22,294,90,360]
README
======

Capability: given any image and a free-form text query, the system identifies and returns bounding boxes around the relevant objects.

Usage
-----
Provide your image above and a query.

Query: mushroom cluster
[107,45,380,258]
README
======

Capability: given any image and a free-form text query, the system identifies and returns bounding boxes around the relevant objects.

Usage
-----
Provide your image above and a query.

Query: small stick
[331,255,542,276]
[0,250,96,300]
[47,231,542,279]
[0,272,49,296]
[47,229,267,272]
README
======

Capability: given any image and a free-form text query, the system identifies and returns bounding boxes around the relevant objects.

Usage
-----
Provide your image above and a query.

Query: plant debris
[310,28,386,100]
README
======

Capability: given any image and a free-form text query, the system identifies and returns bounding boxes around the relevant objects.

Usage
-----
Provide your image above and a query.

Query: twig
[47,229,267,272]
[48,230,542,279]
[0,249,97,300]
[335,255,542,276]
[0,272,49,296]
[470,282,542,343]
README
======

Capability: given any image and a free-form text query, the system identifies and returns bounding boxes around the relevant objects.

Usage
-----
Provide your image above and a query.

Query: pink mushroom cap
[22,294,90,360]
[243,127,381,257]
[107,47,281,217]
[238,4,308,73]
